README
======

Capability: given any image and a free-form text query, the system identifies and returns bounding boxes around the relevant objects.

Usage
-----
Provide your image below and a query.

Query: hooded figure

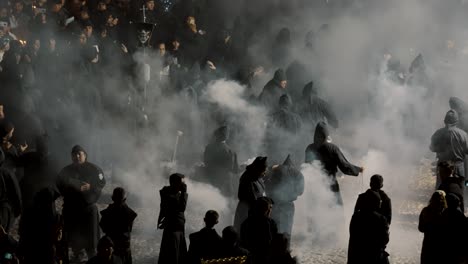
[258,69,288,110]
[298,81,339,130]
[234,157,267,232]
[266,155,304,236]
[57,145,106,260]
[347,190,389,264]
[406,54,433,96]
[264,94,302,164]
[0,148,22,233]
[305,122,362,205]
[271,27,291,66]
[203,126,239,197]
[430,110,468,186]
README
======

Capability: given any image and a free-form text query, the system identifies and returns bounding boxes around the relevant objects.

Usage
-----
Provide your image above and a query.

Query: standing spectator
[100,187,138,264]
[354,174,392,225]
[187,210,222,264]
[240,197,278,264]
[157,173,188,264]
[419,190,447,264]
[347,190,389,264]
[57,145,106,262]
[439,193,468,264]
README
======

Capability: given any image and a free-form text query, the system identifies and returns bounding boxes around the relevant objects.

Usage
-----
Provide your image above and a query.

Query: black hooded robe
[266,155,304,236]
[258,69,288,110]
[203,126,239,198]
[305,122,360,205]
[298,82,338,130]
[264,94,302,165]
[233,157,267,232]
[57,161,106,256]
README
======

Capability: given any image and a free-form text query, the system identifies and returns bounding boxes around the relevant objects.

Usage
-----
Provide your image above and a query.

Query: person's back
[187,210,222,264]
[354,175,392,225]
[439,193,467,264]
[430,110,468,182]
[348,191,389,264]
[419,191,446,264]
[100,187,137,264]
[240,197,278,264]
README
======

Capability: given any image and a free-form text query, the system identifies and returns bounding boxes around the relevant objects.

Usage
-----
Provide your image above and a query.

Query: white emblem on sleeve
[99,173,104,180]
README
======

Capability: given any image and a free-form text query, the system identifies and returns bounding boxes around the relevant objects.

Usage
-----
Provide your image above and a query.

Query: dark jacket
[419,206,444,264]
[187,227,222,264]
[100,203,138,252]
[355,189,392,225]
[347,210,389,264]
[240,215,278,264]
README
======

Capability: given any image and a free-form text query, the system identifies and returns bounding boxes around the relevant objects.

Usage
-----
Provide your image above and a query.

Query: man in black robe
[234,157,267,232]
[258,69,288,110]
[298,81,339,130]
[100,187,138,264]
[305,122,363,205]
[437,161,465,212]
[266,154,304,236]
[240,197,278,264]
[354,175,392,225]
[430,110,468,188]
[203,126,238,197]
[347,190,389,264]
[264,94,302,164]
[187,210,222,264]
[57,145,106,261]
[157,173,188,264]
[0,149,21,233]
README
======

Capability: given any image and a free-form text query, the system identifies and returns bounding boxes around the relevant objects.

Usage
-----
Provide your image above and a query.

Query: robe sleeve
[333,145,361,176]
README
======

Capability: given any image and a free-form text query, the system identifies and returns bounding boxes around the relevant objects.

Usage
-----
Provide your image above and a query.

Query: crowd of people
[1,0,468,263]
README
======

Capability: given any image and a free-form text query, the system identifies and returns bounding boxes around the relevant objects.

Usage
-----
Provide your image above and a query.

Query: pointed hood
[273,69,287,82]
[449,97,468,114]
[212,125,229,142]
[314,121,330,145]
[282,154,294,167]
[302,81,316,97]
[246,156,268,173]
[409,53,425,73]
